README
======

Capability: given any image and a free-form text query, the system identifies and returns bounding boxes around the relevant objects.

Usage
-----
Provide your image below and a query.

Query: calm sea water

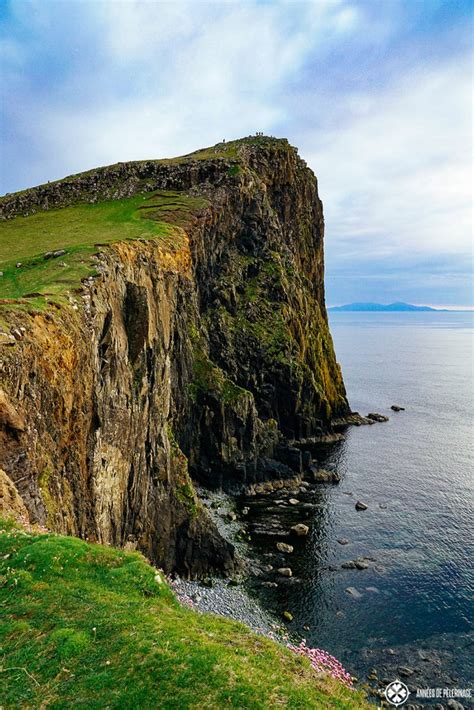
[276,311,474,695]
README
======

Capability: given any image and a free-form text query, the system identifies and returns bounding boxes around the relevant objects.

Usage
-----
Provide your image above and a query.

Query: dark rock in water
[337,538,350,545]
[355,501,368,510]
[379,503,387,509]
[391,405,405,411]
[332,411,374,427]
[342,558,369,570]
[367,412,389,422]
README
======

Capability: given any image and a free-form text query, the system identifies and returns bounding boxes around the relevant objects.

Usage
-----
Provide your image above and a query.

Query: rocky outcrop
[0,467,30,526]
[0,136,349,576]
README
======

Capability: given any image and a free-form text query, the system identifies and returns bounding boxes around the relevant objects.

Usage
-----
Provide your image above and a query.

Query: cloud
[0,0,472,305]
[1,0,362,186]
[309,53,472,258]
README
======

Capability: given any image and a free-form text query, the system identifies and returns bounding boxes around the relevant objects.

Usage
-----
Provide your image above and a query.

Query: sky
[0,0,472,307]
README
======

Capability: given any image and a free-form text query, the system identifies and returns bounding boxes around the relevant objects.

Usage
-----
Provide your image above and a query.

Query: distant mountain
[328,301,444,312]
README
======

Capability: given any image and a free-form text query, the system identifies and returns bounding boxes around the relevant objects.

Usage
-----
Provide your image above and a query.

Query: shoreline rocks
[276,542,294,554]
[290,523,309,536]
[332,410,390,428]
[355,501,368,511]
[309,467,341,484]
[367,413,389,423]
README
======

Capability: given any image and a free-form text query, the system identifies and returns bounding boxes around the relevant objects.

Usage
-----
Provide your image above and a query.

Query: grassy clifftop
[0,190,206,302]
[0,520,367,709]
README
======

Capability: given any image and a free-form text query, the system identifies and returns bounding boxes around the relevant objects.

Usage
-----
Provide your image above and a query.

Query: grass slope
[0,191,205,301]
[0,520,368,709]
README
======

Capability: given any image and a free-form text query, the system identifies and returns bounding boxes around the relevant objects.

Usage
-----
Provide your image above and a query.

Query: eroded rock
[290,523,309,536]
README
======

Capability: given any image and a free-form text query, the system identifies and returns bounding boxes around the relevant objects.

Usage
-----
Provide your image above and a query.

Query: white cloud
[306,52,473,261]
[1,0,472,303]
[2,0,362,183]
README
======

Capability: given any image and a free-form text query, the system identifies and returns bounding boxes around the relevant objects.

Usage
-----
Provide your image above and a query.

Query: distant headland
[328,301,448,312]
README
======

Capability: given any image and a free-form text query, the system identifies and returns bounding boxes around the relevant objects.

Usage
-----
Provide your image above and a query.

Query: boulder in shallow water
[276,542,294,554]
[367,412,389,422]
[355,501,368,511]
[337,538,350,545]
[277,567,293,577]
[332,412,374,427]
[391,405,405,411]
[290,523,309,536]
[341,560,357,569]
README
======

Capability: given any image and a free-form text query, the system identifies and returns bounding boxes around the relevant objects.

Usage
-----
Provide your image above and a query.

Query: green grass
[0,191,206,301]
[0,521,368,709]
[158,135,290,165]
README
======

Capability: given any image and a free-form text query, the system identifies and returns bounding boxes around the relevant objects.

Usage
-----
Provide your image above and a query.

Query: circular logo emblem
[385,680,410,706]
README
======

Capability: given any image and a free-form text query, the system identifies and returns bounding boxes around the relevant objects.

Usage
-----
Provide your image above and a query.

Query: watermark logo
[385,680,410,706]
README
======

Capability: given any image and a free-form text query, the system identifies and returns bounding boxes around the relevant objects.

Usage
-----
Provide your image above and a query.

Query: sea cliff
[0,136,348,577]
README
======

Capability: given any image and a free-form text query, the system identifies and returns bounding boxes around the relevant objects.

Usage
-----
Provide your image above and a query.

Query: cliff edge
[0,136,349,576]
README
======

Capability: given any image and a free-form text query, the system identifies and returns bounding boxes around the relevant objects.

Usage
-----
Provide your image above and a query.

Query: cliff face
[0,137,349,576]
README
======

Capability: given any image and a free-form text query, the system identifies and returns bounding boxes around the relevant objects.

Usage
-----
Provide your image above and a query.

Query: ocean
[277,311,474,699]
